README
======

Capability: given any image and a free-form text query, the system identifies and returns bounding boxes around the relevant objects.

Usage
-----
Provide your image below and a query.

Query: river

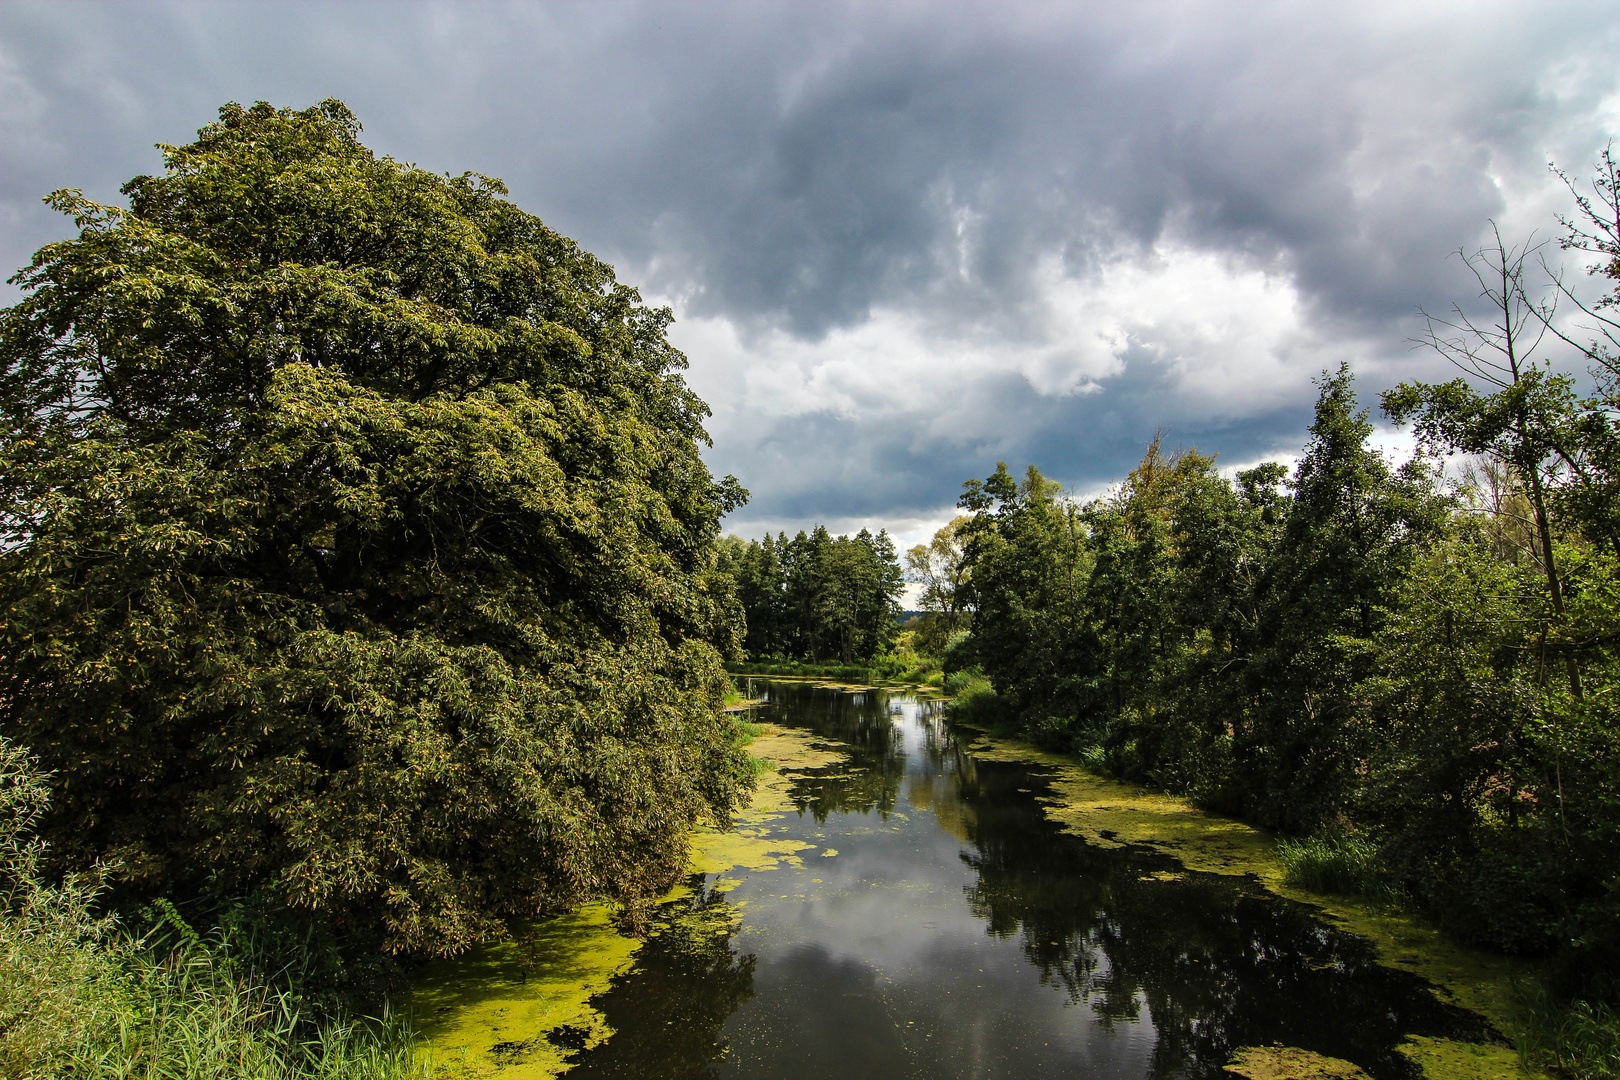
[414,680,1520,1080]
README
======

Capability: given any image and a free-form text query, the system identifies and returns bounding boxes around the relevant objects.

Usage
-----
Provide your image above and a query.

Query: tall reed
[69,943,433,1080]
[1276,832,1398,902]
[1516,984,1620,1080]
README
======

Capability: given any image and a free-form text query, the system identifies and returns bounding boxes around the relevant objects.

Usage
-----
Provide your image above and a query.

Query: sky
[4,1,1619,560]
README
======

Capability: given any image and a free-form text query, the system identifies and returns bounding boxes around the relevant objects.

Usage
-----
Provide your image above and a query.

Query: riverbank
[726,655,944,687]
[955,724,1540,1080]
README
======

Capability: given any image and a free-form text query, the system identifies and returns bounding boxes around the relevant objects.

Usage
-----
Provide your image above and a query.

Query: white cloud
[675,240,1360,458]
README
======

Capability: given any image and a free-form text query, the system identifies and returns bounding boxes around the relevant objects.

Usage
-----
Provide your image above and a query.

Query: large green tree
[1242,366,1448,830]
[0,101,751,956]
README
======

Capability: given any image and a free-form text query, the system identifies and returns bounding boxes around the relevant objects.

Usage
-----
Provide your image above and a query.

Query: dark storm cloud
[711,357,1315,532]
[563,3,1610,343]
[3,1,1618,535]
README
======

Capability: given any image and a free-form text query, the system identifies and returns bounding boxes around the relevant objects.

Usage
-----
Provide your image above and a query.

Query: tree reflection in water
[565,682,1500,1080]
[564,881,756,1079]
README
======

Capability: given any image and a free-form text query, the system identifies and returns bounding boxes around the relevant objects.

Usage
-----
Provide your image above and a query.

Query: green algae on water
[1223,1045,1372,1079]
[965,732,1543,1075]
[410,904,640,1079]
[1398,1035,1530,1080]
[411,722,846,1078]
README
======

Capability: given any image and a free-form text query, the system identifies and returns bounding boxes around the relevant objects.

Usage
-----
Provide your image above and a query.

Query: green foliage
[718,526,905,663]
[1276,833,1394,902]
[1356,533,1571,952]
[901,611,952,655]
[941,668,987,697]
[1,737,427,1079]
[1241,365,1449,830]
[945,355,1620,984]
[1517,985,1620,1080]
[942,669,1003,728]
[905,517,973,645]
[0,100,752,958]
[949,462,1094,745]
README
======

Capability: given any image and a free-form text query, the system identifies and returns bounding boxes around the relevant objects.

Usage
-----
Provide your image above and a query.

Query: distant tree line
[717,527,905,663]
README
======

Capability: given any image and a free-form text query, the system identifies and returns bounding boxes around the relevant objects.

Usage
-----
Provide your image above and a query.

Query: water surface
[493,682,1503,1078]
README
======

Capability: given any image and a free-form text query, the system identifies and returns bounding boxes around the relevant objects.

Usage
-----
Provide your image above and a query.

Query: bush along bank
[942,362,1620,1077]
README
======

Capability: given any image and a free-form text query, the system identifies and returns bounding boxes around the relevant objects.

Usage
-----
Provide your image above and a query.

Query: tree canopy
[718,526,904,663]
[947,358,1620,978]
[0,100,751,956]
[904,517,973,653]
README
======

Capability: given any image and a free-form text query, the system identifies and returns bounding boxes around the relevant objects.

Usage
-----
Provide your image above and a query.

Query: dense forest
[717,527,905,663]
[929,195,1620,993]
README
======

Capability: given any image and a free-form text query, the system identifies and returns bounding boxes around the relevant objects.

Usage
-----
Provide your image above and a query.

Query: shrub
[2,738,431,1079]
[1276,832,1396,902]
[1517,986,1620,1080]
[944,669,1004,727]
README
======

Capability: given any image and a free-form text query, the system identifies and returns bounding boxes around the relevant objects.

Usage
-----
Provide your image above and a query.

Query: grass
[1516,983,1620,1080]
[1276,831,1403,904]
[722,687,766,710]
[0,874,125,1078]
[68,945,434,1080]
[1,737,440,1080]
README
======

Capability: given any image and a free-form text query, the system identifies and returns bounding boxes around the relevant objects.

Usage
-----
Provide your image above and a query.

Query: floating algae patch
[687,823,812,874]
[1222,1037,1528,1080]
[410,903,641,1079]
[1398,1035,1529,1080]
[1224,1044,1372,1079]
[688,723,846,877]
[1286,896,1539,1054]
[411,722,847,1078]
[969,739,1280,879]
[966,731,1539,1065]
